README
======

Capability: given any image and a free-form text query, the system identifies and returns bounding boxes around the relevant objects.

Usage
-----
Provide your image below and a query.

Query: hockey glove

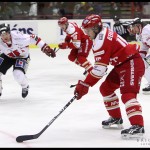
[74,80,90,100]
[41,44,56,58]
[58,42,68,49]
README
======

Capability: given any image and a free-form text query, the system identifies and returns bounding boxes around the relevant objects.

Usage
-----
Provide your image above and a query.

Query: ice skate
[121,125,145,139]
[102,116,123,129]
[142,84,150,95]
[22,85,29,98]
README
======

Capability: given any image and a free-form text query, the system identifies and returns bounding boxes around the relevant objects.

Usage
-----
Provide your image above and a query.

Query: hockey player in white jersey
[127,18,150,94]
[0,23,56,98]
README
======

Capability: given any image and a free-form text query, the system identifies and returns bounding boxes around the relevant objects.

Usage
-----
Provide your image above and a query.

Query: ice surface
[0,48,150,148]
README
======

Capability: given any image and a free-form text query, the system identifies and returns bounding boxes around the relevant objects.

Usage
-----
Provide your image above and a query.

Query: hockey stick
[54,47,60,53]
[70,84,77,88]
[16,94,78,143]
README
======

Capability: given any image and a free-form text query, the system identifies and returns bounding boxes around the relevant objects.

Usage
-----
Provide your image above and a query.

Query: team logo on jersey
[130,59,134,86]
[99,34,103,40]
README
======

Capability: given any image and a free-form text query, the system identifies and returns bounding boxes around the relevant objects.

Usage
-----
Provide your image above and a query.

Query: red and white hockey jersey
[64,22,92,49]
[0,30,46,58]
[84,27,140,86]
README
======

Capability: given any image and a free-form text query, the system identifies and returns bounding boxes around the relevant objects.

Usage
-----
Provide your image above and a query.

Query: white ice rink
[0,48,150,148]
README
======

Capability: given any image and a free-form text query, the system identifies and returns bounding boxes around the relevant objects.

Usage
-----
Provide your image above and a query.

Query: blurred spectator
[0,2,14,20]
[37,2,45,19]
[75,2,94,19]
[29,2,37,19]
[51,2,60,19]
[0,2,149,20]
[109,2,121,19]
[12,2,23,15]
[92,2,103,15]
[133,2,143,18]
[58,2,74,19]
[58,2,66,18]
[37,2,58,19]
[73,2,81,18]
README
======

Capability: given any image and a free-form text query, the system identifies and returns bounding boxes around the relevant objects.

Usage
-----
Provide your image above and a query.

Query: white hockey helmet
[0,23,10,35]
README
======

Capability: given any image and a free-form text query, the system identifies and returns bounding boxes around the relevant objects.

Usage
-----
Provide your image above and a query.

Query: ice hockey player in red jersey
[58,17,93,76]
[73,14,145,139]
[0,23,56,98]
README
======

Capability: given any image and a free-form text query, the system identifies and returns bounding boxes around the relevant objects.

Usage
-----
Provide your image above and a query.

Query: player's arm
[30,34,56,58]
[139,34,150,67]
[74,62,107,100]
[58,31,81,49]
[65,35,71,43]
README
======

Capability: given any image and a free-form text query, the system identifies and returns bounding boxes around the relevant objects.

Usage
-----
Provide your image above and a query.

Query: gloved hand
[74,80,90,100]
[58,42,68,49]
[41,44,56,58]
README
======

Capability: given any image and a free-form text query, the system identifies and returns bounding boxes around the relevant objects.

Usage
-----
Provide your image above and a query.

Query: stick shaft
[16,94,77,142]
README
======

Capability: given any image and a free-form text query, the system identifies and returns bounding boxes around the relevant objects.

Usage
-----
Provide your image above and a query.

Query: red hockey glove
[58,42,68,49]
[41,44,56,58]
[74,80,90,100]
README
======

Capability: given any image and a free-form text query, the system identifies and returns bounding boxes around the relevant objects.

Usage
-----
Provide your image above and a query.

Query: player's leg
[0,54,14,96]
[100,69,123,129]
[13,57,30,98]
[68,49,80,65]
[119,55,145,138]
[142,66,150,94]
[121,93,144,138]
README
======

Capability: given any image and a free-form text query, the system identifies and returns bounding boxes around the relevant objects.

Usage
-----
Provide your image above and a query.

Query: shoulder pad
[66,23,76,34]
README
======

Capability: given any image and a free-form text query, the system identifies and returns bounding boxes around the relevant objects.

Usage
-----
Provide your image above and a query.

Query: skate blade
[102,124,124,130]
[121,133,144,139]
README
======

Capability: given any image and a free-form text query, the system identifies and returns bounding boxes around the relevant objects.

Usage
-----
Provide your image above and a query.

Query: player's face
[1,32,11,43]
[127,25,140,35]
[58,24,67,31]
[84,27,95,40]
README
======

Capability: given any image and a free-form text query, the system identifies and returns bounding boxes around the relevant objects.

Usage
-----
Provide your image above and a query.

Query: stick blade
[16,135,34,143]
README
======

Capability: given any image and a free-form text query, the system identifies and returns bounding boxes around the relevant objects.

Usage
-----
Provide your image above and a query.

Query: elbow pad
[92,65,107,78]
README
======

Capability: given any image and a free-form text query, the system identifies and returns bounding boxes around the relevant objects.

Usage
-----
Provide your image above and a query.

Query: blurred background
[0,2,149,20]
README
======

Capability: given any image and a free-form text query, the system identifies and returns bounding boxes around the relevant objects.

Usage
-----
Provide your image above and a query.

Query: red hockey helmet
[82,14,102,29]
[58,17,68,25]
